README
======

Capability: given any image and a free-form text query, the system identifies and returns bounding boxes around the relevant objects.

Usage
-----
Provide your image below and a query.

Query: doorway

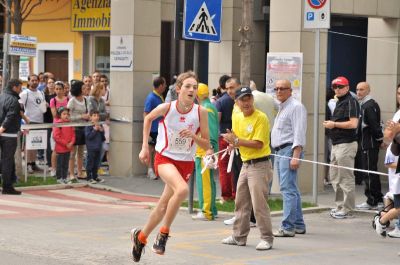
[45,51,68,81]
[327,16,368,91]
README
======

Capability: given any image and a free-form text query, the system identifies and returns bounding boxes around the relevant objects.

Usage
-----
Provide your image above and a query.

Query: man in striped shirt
[271,79,307,237]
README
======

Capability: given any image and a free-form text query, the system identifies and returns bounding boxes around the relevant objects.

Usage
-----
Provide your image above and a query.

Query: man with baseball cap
[221,87,274,251]
[323,76,360,219]
[192,83,219,221]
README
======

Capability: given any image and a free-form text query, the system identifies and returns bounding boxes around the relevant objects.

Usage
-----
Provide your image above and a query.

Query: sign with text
[26,130,47,150]
[8,34,37,57]
[19,57,30,81]
[71,0,111,31]
[304,0,330,29]
[110,35,133,71]
[266,53,303,101]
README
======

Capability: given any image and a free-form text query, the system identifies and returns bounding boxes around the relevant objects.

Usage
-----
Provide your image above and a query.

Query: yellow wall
[21,0,83,79]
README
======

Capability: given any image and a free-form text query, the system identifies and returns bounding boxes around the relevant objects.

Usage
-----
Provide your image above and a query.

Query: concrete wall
[268,0,400,193]
[109,0,162,177]
[208,0,266,90]
[269,0,327,193]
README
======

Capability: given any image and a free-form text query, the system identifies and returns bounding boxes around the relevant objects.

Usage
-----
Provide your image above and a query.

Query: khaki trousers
[330,141,358,213]
[233,160,274,244]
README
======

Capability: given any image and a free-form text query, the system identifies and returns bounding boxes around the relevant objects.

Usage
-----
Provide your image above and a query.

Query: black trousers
[355,148,383,205]
[56,152,70,180]
[86,150,101,181]
[0,136,18,189]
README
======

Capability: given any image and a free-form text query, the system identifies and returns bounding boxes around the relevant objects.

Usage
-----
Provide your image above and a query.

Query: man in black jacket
[0,79,23,195]
[355,82,384,210]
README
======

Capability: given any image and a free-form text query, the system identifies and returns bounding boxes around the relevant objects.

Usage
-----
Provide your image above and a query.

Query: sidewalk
[99,174,387,211]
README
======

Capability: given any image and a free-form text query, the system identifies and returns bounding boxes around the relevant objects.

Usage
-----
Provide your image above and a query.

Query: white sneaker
[388,226,400,238]
[27,165,34,174]
[356,202,373,210]
[250,221,256,228]
[192,212,209,221]
[377,202,385,211]
[147,168,158,180]
[374,215,387,237]
[256,240,272,250]
[224,216,236,225]
[221,235,245,246]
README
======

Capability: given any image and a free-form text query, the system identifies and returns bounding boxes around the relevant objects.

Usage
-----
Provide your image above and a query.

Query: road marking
[49,189,123,202]
[0,209,17,215]
[20,193,132,209]
[0,199,82,212]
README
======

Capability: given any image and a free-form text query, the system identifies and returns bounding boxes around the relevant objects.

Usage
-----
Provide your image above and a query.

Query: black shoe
[31,164,42,172]
[130,228,145,262]
[2,187,22,195]
[152,232,169,255]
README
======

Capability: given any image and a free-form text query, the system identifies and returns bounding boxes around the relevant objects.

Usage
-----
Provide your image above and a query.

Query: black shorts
[394,194,400,209]
[148,132,158,146]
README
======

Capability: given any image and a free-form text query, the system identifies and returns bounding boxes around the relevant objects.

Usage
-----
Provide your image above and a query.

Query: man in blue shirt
[144,76,166,179]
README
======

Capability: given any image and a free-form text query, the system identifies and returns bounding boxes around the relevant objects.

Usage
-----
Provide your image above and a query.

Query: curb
[12,184,378,218]
[15,183,87,191]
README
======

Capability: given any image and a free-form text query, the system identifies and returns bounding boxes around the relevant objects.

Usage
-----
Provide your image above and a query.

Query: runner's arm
[141,103,169,149]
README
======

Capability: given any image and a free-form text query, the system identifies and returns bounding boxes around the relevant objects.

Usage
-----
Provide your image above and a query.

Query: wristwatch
[234,137,239,146]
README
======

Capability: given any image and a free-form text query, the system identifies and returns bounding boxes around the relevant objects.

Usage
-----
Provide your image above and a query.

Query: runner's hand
[179,129,194,139]
[139,148,150,166]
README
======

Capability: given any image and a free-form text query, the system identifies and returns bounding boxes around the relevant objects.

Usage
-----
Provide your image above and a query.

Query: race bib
[169,131,191,153]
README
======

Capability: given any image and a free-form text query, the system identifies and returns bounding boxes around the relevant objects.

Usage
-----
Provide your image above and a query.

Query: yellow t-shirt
[232,109,271,161]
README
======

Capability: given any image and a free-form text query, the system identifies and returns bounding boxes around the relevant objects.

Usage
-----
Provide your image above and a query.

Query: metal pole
[2,33,10,91]
[188,41,200,214]
[312,29,320,204]
[2,0,12,90]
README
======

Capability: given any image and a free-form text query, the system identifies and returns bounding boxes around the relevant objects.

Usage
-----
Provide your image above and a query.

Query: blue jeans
[275,146,305,231]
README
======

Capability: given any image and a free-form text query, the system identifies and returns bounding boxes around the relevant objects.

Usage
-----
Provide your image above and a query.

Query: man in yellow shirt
[221,87,274,251]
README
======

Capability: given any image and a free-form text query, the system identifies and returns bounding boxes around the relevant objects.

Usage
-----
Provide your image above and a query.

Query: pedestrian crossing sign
[183,0,222,43]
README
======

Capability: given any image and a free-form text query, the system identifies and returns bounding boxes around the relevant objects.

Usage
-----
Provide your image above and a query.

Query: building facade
[9,0,400,192]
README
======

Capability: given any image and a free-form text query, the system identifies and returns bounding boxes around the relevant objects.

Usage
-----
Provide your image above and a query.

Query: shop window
[95,36,110,75]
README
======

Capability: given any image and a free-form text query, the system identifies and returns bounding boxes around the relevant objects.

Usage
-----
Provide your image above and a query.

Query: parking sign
[304,0,330,29]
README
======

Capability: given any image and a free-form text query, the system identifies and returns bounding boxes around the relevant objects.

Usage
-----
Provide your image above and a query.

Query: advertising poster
[265,53,303,101]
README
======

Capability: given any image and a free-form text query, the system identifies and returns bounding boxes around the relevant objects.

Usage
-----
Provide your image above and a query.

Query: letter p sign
[307,12,314,21]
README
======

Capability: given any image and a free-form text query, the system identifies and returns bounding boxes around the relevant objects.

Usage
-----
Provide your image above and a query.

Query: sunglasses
[274,87,290,92]
[332,84,347,90]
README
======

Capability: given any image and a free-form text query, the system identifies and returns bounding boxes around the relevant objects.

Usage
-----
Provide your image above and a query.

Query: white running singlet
[155,100,201,161]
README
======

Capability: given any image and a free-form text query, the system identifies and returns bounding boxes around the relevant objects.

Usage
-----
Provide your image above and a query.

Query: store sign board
[71,0,111,31]
[8,34,37,57]
[265,53,303,101]
[110,35,133,72]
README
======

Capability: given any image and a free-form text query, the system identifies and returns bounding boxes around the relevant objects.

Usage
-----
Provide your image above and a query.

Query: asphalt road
[0,187,399,265]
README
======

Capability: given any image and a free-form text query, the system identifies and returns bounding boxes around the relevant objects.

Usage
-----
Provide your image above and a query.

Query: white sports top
[155,100,201,161]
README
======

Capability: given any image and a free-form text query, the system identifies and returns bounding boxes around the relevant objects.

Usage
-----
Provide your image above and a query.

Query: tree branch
[0,0,12,14]
[22,0,42,21]
[21,0,30,15]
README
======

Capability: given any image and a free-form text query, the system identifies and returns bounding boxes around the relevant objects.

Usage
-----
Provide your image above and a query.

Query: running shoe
[130,228,145,262]
[152,232,169,255]
[374,215,387,237]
